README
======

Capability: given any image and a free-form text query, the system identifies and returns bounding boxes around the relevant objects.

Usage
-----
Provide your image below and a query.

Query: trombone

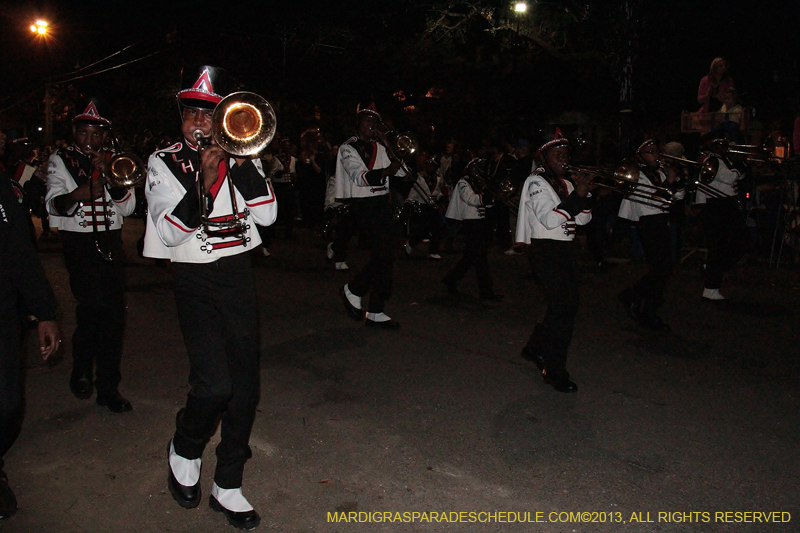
[563,159,673,210]
[375,123,437,208]
[726,144,784,164]
[193,91,277,239]
[658,153,732,200]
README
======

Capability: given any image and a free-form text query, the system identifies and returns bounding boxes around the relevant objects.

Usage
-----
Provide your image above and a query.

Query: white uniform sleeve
[144,153,198,248]
[530,179,571,230]
[45,154,77,215]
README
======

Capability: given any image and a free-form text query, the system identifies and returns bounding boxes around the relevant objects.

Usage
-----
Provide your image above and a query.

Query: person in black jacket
[0,175,60,520]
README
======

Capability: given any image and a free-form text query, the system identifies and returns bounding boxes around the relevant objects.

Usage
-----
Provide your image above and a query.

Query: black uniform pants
[525,240,579,373]
[61,230,126,396]
[329,210,354,263]
[625,214,673,317]
[0,309,23,473]
[443,218,493,298]
[347,196,394,313]
[172,253,260,489]
[702,197,746,290]
[408,205,444,255]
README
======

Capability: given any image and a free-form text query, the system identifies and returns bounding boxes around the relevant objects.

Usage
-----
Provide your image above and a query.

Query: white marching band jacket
[695,153,741,204]
[618,168,686,222]
[515,171,592,244]
[143,142,277,263]
[45,146,136,233]
[445,177,487,221]
[334,137,405,200]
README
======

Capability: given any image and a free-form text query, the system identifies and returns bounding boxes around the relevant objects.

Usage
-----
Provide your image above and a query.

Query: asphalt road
[5,217,799,533]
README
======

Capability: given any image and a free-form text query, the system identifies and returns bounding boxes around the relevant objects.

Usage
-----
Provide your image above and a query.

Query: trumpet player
[515,128,594,393]
[45,97,136,413]
[696,131,747,302]
[335,101,403,329]
[143,65,277,530]
[617,139,685,332]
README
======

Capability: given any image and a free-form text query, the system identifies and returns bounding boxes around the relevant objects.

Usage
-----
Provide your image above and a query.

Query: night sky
[1,0,799,149]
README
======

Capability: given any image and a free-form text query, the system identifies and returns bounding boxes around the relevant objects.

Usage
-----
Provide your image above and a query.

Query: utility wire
[54,47,170,84]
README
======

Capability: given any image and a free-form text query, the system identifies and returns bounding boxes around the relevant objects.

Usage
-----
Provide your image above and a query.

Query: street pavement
[5,217,799,532]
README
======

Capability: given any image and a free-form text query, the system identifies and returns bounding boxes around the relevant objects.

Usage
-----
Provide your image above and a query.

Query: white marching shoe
[335,261,349,271]
[702,288,726,301]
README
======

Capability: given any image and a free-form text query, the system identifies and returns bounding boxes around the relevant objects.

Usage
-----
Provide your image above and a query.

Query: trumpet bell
[108,153,146,188]
[212,92,277,157]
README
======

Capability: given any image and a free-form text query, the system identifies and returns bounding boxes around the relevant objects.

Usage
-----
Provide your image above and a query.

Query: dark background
[1,0,799,154]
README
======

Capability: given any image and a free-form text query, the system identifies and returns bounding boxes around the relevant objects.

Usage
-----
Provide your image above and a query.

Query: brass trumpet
[563,159,673,210]
[106,130,147,188]
[194,91,277,237]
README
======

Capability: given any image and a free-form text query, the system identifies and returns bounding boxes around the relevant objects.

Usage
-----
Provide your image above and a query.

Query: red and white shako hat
[636,138,656,154]
[356,100,381,121]
[535,126,569,157]
[176,64,234,110]
[73,97,111,126]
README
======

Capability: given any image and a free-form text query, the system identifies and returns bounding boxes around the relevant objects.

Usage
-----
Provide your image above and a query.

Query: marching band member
[143,65,277,530]
[441,158,499,299]
[515,128,594,393]
[696,131,747,301]
[45,97,136,412]
[335,101,403,329]
[404,157,444,260]
[1,174,60,519]
[324,172,352,270]
[617,139,685,331]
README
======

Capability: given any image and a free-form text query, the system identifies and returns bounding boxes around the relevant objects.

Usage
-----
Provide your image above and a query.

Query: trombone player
[45,97,136,412]
[516,127,594,393]
[695,131,747,302]
[617,139,686,332]
[144,65,277,530]
[335,101,403,329]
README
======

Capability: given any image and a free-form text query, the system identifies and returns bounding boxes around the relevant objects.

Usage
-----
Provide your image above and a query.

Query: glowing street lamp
[515,2,528,13]
[30,20,48,35]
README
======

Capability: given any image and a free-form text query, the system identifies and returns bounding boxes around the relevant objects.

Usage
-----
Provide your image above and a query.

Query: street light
[30,20,48,35]
[515,2,528,14]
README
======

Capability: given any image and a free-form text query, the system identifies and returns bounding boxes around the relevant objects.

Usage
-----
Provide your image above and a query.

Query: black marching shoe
[365,318,400,330]
[69,372,94,400]
[0,473,17,520]
[520,345,545,371]
[167,443,201,509]
[638,315,671,332]
[618,289,642,321]
[210,495,261,530]
[543,370,578,393]
[340,286,364,321]
[442,278,458,295]
[96,391,133,413]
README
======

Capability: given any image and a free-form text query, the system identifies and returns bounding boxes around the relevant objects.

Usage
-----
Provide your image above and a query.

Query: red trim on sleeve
[246,195,276,207]
[553,208,570,219]
[165,215,195,233]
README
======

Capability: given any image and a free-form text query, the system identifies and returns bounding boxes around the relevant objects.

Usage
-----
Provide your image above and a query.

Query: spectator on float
[698,57,735,114]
